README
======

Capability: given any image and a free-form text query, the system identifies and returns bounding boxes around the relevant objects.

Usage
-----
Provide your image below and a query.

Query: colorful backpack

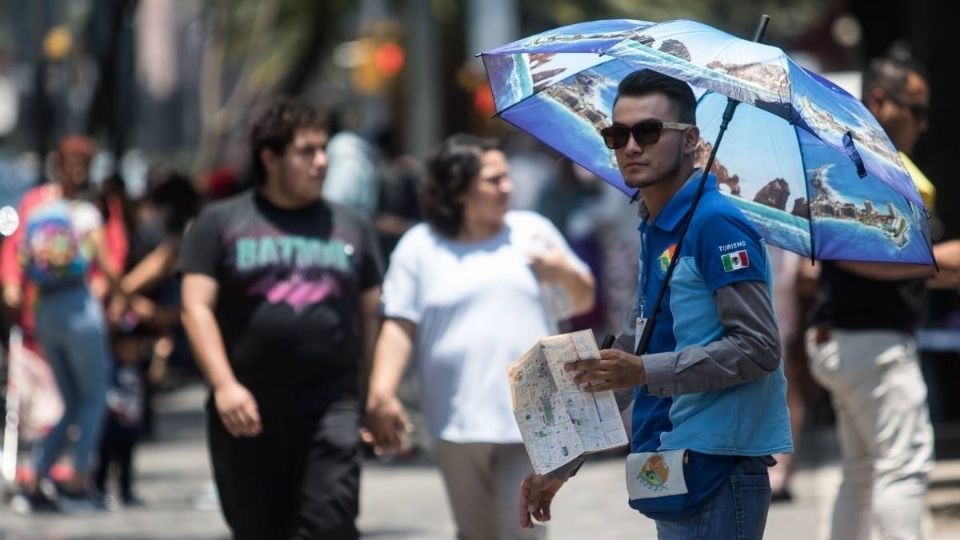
[21,200,89,287]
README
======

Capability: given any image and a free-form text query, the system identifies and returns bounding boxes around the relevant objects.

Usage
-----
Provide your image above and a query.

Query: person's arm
[181,273,261,438]
[357,285,381,404]
[87,225,126,302]
[835,260,935,281]
[364,317,415,453]
[529,247,596,315]
[927,240,960,288]
[1,192,34,309]
[121,239,180,296]
[568,280,781,396]
[1,243,23,309]
[530,239,596,315]
[641,280,781,397]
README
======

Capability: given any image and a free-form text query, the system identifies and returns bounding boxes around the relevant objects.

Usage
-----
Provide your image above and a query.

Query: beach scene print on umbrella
[481,18,934,265]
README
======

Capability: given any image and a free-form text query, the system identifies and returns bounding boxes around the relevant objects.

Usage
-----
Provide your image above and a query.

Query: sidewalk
[0,381,957,539]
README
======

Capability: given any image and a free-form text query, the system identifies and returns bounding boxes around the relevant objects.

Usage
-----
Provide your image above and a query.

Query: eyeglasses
[599,120,692,150]
[886,93,929,123]
[290,144,326,159]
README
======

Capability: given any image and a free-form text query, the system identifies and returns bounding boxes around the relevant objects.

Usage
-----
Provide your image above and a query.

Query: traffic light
[349,23,405,95]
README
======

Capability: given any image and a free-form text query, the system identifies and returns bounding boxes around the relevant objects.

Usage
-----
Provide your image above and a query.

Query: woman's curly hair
[421,134,499,238]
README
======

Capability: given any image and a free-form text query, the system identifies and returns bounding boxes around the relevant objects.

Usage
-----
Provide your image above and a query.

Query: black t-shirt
[812,261,926,333]
[180,190,383,414]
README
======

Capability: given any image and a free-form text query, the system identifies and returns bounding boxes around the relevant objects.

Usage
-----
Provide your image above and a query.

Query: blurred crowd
[0,46,950,540]
[0,134,209,511]
[0,114,659,509]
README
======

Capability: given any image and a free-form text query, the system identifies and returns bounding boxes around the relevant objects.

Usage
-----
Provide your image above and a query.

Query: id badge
[633,317,648,353]
[626,449,688,500]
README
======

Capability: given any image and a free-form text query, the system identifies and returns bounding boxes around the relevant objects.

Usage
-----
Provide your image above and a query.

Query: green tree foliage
[195,0,358,170]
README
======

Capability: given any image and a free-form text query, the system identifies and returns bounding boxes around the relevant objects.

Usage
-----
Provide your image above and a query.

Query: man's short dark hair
[614,70,697,124]
[421,134,499,238]
[862,43,928,101]
[249,96,327,184]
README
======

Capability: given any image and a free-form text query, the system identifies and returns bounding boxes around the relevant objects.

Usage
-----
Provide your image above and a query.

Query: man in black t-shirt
[807,53,960,540]
[180,98,382,540]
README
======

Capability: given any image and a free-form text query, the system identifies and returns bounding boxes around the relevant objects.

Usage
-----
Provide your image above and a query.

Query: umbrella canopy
[481,19,934,265]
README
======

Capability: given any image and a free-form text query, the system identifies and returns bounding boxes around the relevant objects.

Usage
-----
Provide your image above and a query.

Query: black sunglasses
[887,93,929,123]
[599,119,693,150]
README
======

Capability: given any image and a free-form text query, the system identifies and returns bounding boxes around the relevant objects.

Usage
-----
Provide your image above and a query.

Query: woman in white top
[365,134,595,540]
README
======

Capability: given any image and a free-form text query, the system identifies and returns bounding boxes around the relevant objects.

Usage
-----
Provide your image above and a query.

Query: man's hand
[214,380,262,438]
[519,473,566,528]
[364,394,412,455]
[566,348,646,392]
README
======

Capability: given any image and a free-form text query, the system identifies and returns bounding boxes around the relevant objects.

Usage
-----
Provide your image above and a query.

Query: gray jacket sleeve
[642,280,781,397]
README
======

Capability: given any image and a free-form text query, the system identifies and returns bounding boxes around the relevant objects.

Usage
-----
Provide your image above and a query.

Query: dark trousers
[94,422,138,498]
[207,400,361,540]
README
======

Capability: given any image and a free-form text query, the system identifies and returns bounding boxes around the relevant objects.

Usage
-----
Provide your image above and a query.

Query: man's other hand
[520,473,566,528]
[214,380,262,438]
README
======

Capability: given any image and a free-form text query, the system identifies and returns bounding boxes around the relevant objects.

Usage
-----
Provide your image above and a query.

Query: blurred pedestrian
[1,135,119,512]
[180,97,382,539]
[322,130,380,218]
[807,49,960,540]
[115,168,202,397]
[518,70,792,539]
[365,134,595,540]
[372,127,424,262]
[94,322,151,507]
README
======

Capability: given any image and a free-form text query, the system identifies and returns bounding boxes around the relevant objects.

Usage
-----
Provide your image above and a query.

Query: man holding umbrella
[807,51,960,540]
[519,69,792,539]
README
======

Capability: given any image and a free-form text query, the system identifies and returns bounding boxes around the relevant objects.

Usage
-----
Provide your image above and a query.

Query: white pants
[432,440,546,540]
[807,329,933,540]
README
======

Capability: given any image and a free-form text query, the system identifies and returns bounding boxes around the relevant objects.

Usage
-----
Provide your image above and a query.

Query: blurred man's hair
[862,42,928,99]
[614,69,697,124]
[249,97,327,184]
[421,134,499,238]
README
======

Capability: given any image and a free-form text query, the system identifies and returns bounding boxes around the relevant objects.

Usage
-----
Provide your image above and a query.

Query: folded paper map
[508,329,629,474]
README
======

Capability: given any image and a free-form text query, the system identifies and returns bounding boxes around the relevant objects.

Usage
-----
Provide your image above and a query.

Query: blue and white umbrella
[481,18,934,265]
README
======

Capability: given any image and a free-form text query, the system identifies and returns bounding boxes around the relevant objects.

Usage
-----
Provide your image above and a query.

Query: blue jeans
[32,286,110,479]
[655,457,772,540]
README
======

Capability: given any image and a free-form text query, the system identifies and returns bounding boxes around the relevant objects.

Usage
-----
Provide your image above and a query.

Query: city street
[1,381,958,539]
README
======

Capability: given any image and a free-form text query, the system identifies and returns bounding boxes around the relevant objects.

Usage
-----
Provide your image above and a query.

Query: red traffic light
[374,42,405,77]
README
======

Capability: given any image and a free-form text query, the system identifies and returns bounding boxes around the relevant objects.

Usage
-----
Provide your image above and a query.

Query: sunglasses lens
[601,127,630,149]
[912,105,929,122]
[631,121,663,145]
[601,120,667,149]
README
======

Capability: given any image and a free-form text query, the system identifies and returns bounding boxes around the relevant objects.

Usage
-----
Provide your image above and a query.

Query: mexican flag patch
[721,250,749,272]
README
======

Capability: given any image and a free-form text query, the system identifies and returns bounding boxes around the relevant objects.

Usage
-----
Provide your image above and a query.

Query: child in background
[94,321,149,507]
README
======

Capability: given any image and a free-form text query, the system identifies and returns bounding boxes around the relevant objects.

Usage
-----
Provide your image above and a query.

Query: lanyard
[637,223,653,320]
[632,170,711,357]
